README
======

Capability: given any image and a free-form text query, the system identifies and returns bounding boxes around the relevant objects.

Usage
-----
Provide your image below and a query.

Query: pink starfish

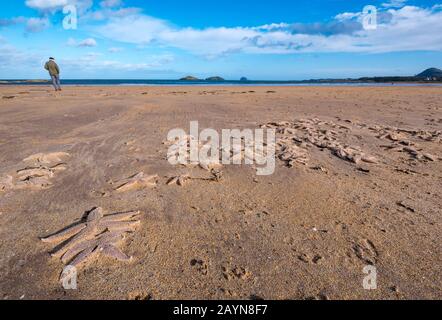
[41,208,141,268]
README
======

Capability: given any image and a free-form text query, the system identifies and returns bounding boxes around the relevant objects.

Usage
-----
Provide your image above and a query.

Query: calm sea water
[1,79,442,87]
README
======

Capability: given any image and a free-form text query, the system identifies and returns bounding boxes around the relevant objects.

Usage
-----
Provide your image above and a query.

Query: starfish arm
[69,246,99,267]
[61,239,97,264]
[51,226,97,258]
[100,244,132,262]
[129,172,145,180]
[50,163,67,171]
[97,232,124,244]
[101,220,141,231]
[115,181,140,192]
[17,168,54,179]
[87,207,104,222]
[140,178,158,188]
[167,177,179,185]
[41,223,86,244]
[178,176,190,186]
[143,175,159,183]
[116,175,158,192]
[100,211,141,223]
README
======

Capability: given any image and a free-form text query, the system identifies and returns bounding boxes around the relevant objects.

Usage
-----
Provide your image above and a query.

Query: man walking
[44,57,61,91]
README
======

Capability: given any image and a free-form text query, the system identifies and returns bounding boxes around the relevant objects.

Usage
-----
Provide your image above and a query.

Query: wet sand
[0,85,441,300]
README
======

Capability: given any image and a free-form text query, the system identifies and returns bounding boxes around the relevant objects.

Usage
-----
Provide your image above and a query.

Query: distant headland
[178,68,442,83]
[179,76,226,81]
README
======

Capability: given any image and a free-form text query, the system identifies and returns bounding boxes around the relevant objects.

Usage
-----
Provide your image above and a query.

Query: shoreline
[2,83,442,88]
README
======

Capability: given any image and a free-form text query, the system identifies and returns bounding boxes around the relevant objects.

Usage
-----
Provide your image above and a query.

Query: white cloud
[16,1,442,60]
[100,0,122,8]
[382,0,408,8]
[0,17,27,27]
[60,52,174,71]
[335,12,362,21]
[0,41,43,70]
[25,0,68,10]
[26,17,50,32]
[26,0,92,13]
[252,23,290,31]
[67,37,97,47]
[1,16,50,33]
[93,5,442,57]
[0,35,172,77]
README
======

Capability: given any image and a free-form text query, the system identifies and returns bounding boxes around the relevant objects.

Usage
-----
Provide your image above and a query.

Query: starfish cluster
[0,152,69,191]
[165,135,225,171]
[41,207,141,268]
[263,119,379,167]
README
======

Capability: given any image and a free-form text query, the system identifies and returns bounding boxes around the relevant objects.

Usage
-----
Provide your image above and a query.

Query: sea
[1,79,442,87]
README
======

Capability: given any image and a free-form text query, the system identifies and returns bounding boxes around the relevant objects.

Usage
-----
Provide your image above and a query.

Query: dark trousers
[51,75,61,90]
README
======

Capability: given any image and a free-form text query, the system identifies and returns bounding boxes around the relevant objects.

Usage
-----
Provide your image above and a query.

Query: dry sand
[0,85,441,300]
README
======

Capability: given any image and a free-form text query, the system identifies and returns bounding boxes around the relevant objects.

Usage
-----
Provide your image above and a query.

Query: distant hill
[180,76,200,81]
[416,68,442,78]
[205,76,225,81]
[357,67,442,83]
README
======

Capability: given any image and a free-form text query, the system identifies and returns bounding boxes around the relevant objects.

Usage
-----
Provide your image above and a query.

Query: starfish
[209,169,223,182]
[41,208,141,269]
[23,152,70,165]
[114,172,158,192]
[199,160,223,171]
[14,163,67,190]
[167,174,191,186]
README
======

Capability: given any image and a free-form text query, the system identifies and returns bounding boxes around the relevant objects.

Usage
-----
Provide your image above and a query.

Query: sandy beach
[0,85,441,300]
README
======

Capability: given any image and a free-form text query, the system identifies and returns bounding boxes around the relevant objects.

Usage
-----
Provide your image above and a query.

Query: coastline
[1,79,442,87]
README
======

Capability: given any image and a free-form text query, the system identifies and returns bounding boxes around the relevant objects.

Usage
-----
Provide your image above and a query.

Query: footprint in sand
[127,291,153,300]
[191,259,209,276]
[304,294,330,301]
[0,175,13,192]
[352,239,379,265]
[397,200,416,213]
[298,253,323,265]
[114,172,158,192]
[222,265,253,281]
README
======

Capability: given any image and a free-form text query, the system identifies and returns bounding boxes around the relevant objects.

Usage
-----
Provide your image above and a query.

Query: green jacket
[44,60,60,76]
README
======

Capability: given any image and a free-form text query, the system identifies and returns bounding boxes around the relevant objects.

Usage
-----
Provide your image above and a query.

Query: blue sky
[0,0,441,79]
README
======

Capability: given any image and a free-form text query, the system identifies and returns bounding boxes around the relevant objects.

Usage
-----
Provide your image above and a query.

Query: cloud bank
[15,0,442,58]
[92,4,442,57]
